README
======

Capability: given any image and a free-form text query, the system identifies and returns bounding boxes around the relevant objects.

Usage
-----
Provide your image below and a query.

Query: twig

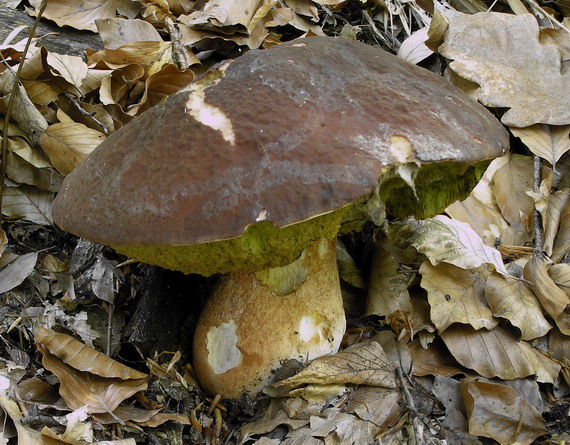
[0,0,48,219]
[63,92,110,135]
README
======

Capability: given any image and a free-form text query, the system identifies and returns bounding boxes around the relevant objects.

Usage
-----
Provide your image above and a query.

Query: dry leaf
[463,380,547,445]
[420,262,496,332]
[484,272,552,340]
[367,241,412,316]
[551,194,570,261]
[265,341,397,397]
[35,327,147,380]
[344,387,401,427]
[543,188,570,256]
[96,18,163,50]
[28,0,118,32]
[441,324,560,383]
[511,124,570,167]
[397,28,432,64]
[387,215,509,276]
[0,252,38,293]
[41,121,105,175]
[409,340,464,377]
[1,185,54,225]
[439,12,570,127]
[46,53,89,89]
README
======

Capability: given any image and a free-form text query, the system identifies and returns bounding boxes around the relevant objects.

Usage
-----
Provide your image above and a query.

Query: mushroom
[52,36,508,399]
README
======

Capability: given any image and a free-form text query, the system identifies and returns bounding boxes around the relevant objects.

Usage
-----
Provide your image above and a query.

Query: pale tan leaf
[0,229,6,257]
[441,324,560,383]
[96,18,162,50]
[28,0,118,32]
[485,273,552,340]
[439,12,570,127]
[543,188,570,256]
[552,195,570,261]
[511,124,570,166]
[38,345,148,414]
[0,393,46,444]
[398,28,433,64]
[337,240,367,290]
[1,185,54,225]
[367,241,412,316]
[99,64,145,106]
[35,327,148,380]
[182,0,266,29]
[523,255,570,321]
[22,80,59,105]
[6,151,63,192]
[548,327,570,361]
[408,340,465,377]
[387,215,509,276]
[46,53,89,88]
[137,412,191,427]
[0,252,38,293]
[420,262,496,332]
[344,387,401,427]
[89,41,172,77]
[265,341,397,397]
[41,122,105,175]
[464,381,547,445]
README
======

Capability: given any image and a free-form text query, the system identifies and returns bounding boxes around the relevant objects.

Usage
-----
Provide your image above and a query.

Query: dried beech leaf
[420,262,496,332]
[367,242,412,316]
[463,381,547,444]
[1,185,54,225]
[523,255,570,322]
[89,41,173,76]
[0,252,38,293]
[46,53,89,88]
[96,18,162,50]
[548,327,570,362]
[344,387,401,427]
[485,273,552,340]
[441,324,560,383]
[35,327,148,380]
[137,412,191,427]
[265,342,396,397]
[38,344,148,414]
[41,122,105,175]
[28,0,118,32]
[511,124,570,167]
[397,28,432,64]
[543,188,570,256]
[408,340,464,377]
[387,215,508,276]
[439,12,570,127]
[552,195,570,261]
[0,393,45,443]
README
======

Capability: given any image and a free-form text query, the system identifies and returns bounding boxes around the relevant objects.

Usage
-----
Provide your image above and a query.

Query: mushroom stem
[192,238,346,399]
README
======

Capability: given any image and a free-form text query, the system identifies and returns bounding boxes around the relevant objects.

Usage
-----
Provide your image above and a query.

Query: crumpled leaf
[387,215,509,276]
[265,341,397,397]
[35,327,147,380]
[1,185,54,225]
[439,12,570,127]
[420,262,496,332]
[0,252,38,293]
[543,188,570,257]
[484,272,552,340]
[46,52,89,89]
[463,380,547,445]
[28,0,118,32]
[511,124,570,167]
[409,340,465,378]
[441,324,560,383]
[96,18,163,50]
[40,121,105,175]
[397,28,432,64]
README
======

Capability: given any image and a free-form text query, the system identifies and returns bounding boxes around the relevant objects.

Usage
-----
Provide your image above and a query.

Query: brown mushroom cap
[52,36,508,275]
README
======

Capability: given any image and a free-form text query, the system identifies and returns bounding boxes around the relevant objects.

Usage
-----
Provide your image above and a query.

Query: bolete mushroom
[52,36,508,399]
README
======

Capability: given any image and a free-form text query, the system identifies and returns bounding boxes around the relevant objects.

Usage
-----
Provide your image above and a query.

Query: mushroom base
[192,238,345,399]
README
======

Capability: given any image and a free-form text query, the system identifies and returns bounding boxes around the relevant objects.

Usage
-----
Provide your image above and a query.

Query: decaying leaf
[0,252,38,293]
[463,380,547,444]
[420,262,496,332]
[265,341,397,397]
[511,124,570,167]
[441,324,560,383]
[27,0,118,32]
[439,12,570,127]
[387,215,509,276]
[409,340,465,378]
[1,185,54,225]
[543,188,570,257]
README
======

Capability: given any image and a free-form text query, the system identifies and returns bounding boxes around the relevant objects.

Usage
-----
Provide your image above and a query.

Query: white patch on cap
[186,90,235,144]
[206,320,242,374]
[256,208,268,222]
[389,135,415,163]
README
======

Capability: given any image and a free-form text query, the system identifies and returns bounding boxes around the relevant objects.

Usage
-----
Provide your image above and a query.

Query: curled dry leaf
[366,241,412,316]
[28,0,118,32]
[441,324,560,383]
[463,380,547,445]
[551,194,570,261]
[439,12,570,127]
[543,188,570,257]
[35,327,147,380]
[0,252,38,293]
[408,340,465,378]
[523,255,570,334]
[510,124,570,167]
[45,53,89,89]
[484,272,552,340]
[397,28,432,64]
[40,121,106,175]
[420,262,496,332]
[387,215,509,276]
[265,341,397,397]
[96,18,163,50]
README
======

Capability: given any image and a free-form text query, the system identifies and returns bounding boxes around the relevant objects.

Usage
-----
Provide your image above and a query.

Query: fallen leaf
[484,272,552,340]
[344,387,401,427]
[463,380,547,444]
[441,324,560,383]
[543,188,570,256]
[420,262,496,332]
[265,341,397,397]
[0,252,38,293]
[96,18,163,50]
[439,12,570,127]
[46,53,89,89]
[28,0,118,32]
[397,28,432,64]
[387,215,509,276]
[511,124,570,167]
[1,185,54,225]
